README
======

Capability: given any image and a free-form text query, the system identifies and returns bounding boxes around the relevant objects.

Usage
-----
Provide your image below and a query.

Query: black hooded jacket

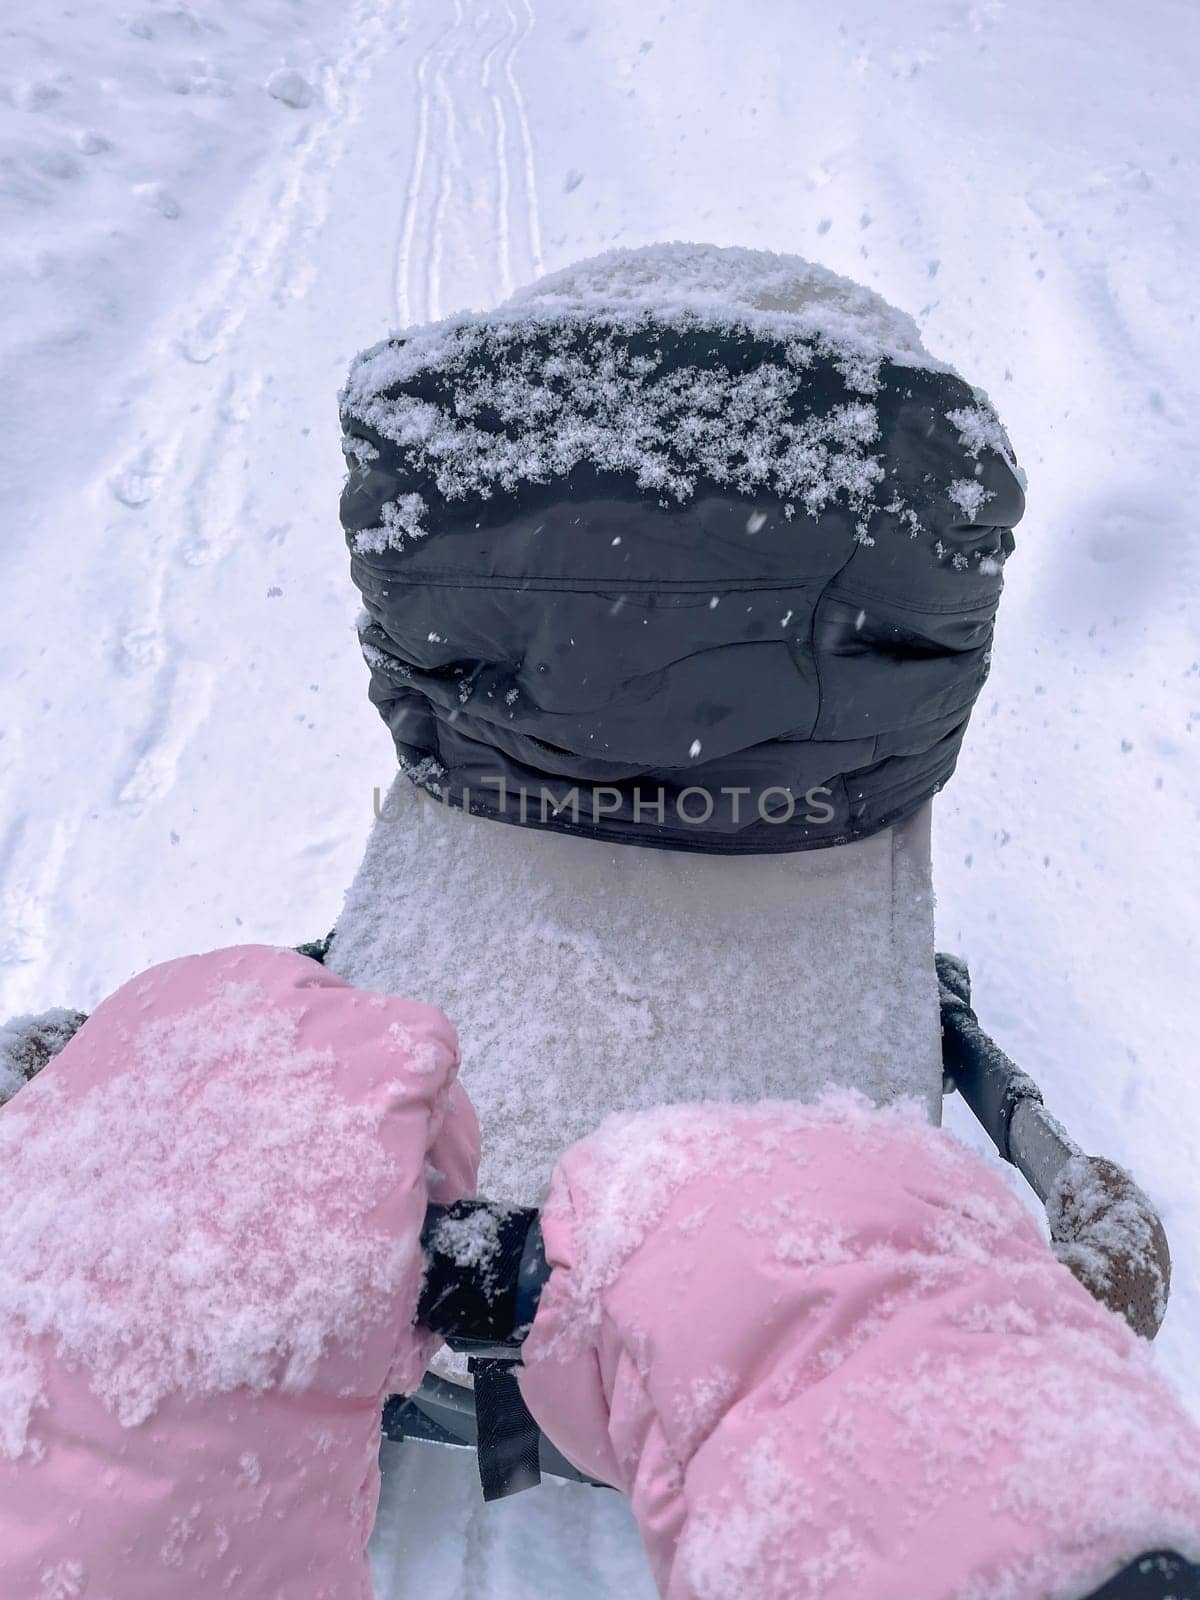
[338,301,1024,853]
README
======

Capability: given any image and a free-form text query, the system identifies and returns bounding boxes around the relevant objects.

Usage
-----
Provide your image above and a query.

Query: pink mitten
[0,944,479,1599]
[519,1096,1200,1600]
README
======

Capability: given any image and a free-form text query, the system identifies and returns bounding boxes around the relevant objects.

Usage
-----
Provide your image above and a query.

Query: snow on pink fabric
[0,944,480,1600]
[520,1096,1200,1600]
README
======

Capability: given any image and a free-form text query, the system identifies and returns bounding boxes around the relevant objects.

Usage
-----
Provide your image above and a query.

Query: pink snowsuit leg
[518,1095,1200,1600]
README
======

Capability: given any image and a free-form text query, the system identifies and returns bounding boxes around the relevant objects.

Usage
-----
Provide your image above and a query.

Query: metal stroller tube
[937,952,1171,1340]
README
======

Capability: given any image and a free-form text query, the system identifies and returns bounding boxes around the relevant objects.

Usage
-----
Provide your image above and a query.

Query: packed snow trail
[1,0,417,1013]
[1,1,1199,1595]
[394,0,544,324]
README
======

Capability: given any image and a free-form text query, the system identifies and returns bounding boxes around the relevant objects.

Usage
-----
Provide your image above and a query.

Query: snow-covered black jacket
[338,246,1025,853]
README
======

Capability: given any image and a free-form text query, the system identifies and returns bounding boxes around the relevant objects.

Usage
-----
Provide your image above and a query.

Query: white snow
[266,68,317,111]
[346,236,942,404]
[509,240,938,363]
[339,241,987,535]
[1,0,1198,1595]
[948,476,996,521]
[39,1561,86,1600]
[351,491,430,554]
[428,1206,506,1291]
[328,791,941,1208]
[946,403,1020,475]
[346,334,887,521]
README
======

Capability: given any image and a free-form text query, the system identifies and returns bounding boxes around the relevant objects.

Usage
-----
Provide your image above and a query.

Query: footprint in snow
[117,663,215,813]
[114,627,165,678]
[134,182,181,220]
[12,81,64,113]
[267,68,316,110]
[109,459,163,508]
[165,67,233,98]
[177,306,234,365]
[127,9,206,41]
[30,149,81,182]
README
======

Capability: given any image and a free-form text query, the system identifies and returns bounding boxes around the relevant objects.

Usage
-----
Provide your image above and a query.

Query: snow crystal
[341,433,379,466]
[386,1018,443,1075]
[160,1506,203,1568]
[429,1207,502,1268]
[426,1207,512,1300]
[676,1205,713,1238]
[773,1221,855,1269]
[934,537,971,572]
[361,639,411,677]
[947,477,996,521]
[0,1336,46,1464]
[396,753,447,797]
[39,1561,86,1600]
[946,402,1016,464]
[352,491,429,554]
[947,401,1028,491]
[0,977,410,1459]
[673,1366,738,1460]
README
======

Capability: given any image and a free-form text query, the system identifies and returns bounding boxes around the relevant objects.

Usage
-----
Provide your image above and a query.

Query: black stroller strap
[418,1200,552,1499]
[470,1358,542,1501]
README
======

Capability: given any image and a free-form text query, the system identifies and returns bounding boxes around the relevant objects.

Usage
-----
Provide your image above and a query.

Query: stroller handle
[415,956,1173,1357]
[418,1200,549,1357]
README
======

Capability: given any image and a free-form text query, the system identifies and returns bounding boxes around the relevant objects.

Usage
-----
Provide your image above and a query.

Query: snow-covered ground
[2,0,1197,1592]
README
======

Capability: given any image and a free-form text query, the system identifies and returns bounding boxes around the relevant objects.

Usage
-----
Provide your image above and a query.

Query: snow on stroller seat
[325,785,942,1210]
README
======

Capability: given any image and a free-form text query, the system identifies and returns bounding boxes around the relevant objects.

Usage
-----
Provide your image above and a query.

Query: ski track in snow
[394,0,543,325]
[504,0,545,281]
[0,0,406,1011]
